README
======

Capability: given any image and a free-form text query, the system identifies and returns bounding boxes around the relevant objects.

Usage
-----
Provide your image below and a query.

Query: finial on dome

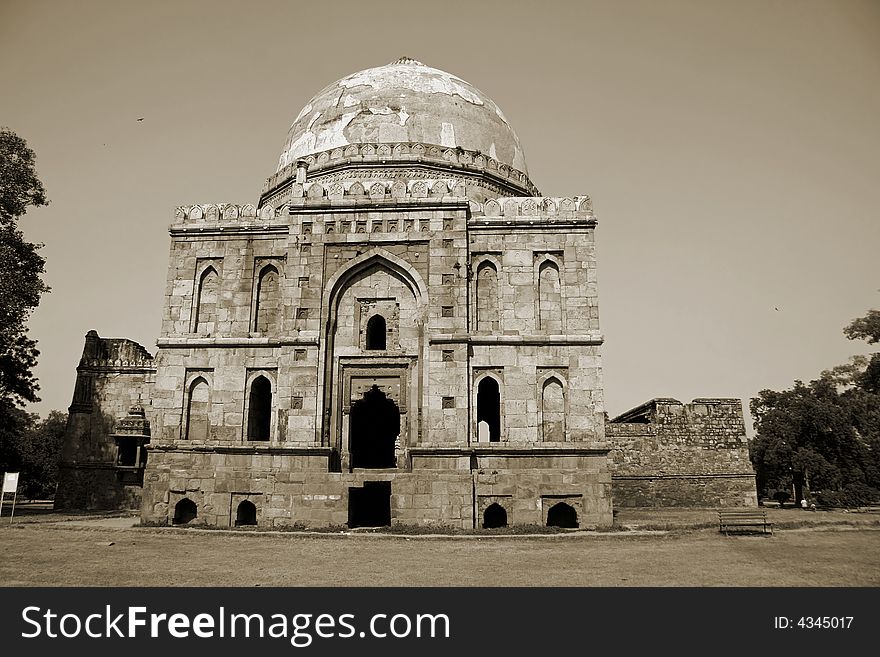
[391,56,424,66]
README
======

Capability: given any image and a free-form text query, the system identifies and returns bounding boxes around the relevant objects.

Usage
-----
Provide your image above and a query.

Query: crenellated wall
[607,398,757,507]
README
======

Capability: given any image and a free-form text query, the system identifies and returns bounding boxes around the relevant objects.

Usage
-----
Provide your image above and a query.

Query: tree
[750,308,880,506]
[15,411,67,499]
[0,128,49,413]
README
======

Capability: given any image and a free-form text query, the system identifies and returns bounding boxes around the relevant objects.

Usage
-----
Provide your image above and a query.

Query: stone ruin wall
[606,398,758,507]
[54,331,156,510]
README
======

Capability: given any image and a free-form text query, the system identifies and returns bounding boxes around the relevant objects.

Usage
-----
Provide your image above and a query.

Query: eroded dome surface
[277,58,528,175]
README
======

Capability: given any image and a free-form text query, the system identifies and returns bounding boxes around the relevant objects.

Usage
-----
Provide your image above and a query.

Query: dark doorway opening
[477,377,501,442]
[348,481,392,528]
[173,498,197,525]
[365,315,387,350]
[482,503,508,529]
[247,376,272,441]
[235,500,257,526]
[350,385,399,468]
[547,502,578,528]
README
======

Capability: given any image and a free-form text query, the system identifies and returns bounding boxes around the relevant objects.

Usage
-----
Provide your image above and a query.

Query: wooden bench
[718,509,772,535]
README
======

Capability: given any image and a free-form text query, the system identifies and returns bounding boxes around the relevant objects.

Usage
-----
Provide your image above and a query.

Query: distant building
[56,58,757,528]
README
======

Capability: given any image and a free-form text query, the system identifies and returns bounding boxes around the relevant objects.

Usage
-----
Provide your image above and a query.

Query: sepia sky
[2,0,878,427]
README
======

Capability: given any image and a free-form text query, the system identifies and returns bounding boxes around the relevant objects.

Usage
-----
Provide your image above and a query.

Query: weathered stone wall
[133,187,613,527]
[55,331,155,510]
[141,447,613,528]
[607,398,757,507]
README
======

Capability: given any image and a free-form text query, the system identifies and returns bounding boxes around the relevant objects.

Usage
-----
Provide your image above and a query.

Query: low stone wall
[607,398,757,508]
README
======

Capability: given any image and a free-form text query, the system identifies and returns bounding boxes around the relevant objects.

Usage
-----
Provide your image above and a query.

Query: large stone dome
[276,57,529,176]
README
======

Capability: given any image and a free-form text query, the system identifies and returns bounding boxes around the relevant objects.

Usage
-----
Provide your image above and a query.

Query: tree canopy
[0,127,49,412]
[750,309,880,506]
[1,410,67,499]
[1,129,47,227]
[1,127,55,492]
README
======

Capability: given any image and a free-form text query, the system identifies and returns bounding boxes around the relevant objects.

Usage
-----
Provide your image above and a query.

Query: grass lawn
[1,516,878,586]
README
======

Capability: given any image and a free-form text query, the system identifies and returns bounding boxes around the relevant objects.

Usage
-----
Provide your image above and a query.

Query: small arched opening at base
[173,498,197,525]
[365,314,387,350]
[235,500,257,526]
[482,503,508,529]
[546,502,578,528]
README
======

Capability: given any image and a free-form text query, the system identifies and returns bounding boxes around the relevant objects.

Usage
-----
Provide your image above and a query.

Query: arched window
[483,503,508,529]
[194,267,219,334]
[477,377,501,443]
[538,260,562,332]
[173,498,197,525]
[247,376,272,441]
[547,502,578,528]
[254,265,280,333]
[365,314,387,350]
[542,377,565,442]
[185,377,210,441]
[476,261,499,331]
[235,500,257,526]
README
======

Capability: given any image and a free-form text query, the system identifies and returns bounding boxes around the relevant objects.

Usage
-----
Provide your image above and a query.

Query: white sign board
[2,472,18,494]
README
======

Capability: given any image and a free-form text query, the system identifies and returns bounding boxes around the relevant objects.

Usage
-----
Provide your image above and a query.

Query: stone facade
[56,58,755,527]
[607,398,757,507]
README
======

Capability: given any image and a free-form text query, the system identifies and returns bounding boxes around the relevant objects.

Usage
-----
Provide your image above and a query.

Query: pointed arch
[322,248,427,313]
[482,503,508,529]
[475,260,499,332]
[235,500,257,526]
[547,502,578,528]
[173,498,197,525]
[185,376,210,441]
[193,265,219,334]
[541,376,566,442]
[246,375,273,441]
[320,248,428,454]
[365,314,387,350]
[253,264,281,333]
[538,258,562,332]
[476,374,502,443]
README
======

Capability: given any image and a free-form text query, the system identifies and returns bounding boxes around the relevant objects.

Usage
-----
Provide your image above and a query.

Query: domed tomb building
[56,59,757,527]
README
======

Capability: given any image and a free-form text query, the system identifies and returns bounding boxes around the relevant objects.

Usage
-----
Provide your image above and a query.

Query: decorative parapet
[289,178,467,202]
[171,192,596,228]
[78,330,155,371]
[173,202,276,224]
[475,195,593,219]
[262,141,539,198]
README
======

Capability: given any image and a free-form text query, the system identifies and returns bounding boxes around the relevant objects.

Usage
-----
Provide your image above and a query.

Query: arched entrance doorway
[350,385,400,468]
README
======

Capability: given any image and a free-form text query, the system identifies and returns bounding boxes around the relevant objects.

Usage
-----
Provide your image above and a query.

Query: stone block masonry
[607,398,757,507]
[55,58,757,526]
